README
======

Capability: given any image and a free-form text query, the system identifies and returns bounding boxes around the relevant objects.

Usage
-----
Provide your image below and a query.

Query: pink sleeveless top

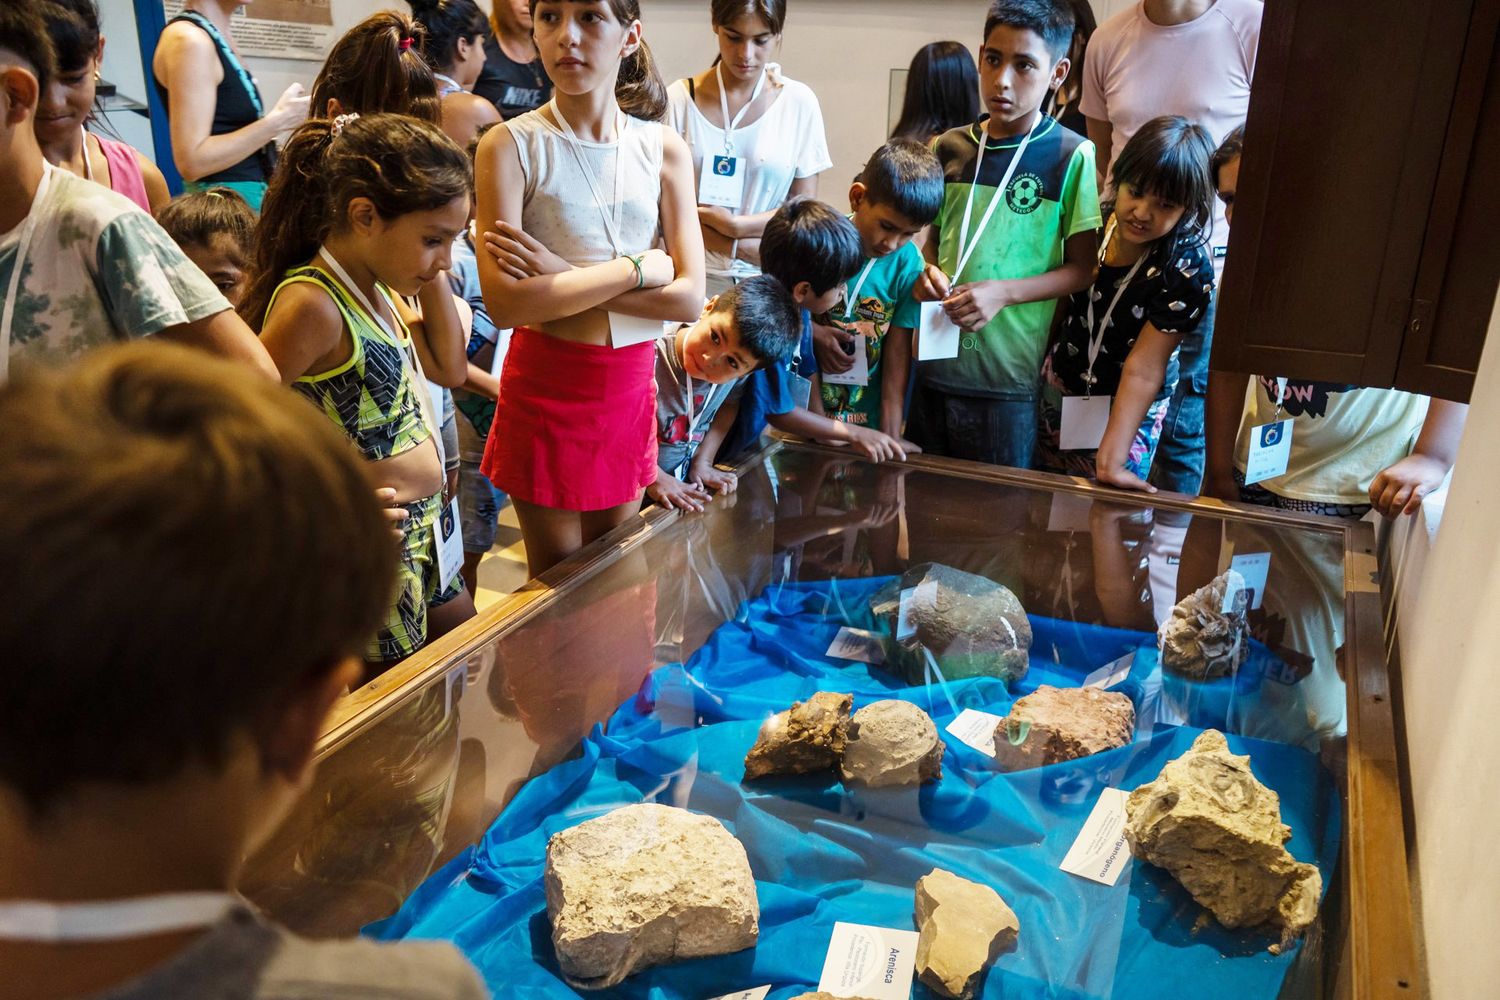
[94,134,151,212]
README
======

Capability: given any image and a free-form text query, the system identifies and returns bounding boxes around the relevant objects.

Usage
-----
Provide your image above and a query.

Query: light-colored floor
[472,502,529,610]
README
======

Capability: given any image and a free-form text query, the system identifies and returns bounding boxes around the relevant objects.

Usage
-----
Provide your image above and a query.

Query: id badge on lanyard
[917,116,1041,361]
[823,259,875,387]
[1059,219,1145,451]
[435,496,464,588]
[1244,377,1294,485]
[697,64,766,210]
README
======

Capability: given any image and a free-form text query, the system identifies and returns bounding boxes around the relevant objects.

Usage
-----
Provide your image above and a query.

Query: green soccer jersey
[921,116,1101,399]
[815,240,924,426]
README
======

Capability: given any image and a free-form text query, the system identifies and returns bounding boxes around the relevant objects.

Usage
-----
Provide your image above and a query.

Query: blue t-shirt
[719,308,817,461]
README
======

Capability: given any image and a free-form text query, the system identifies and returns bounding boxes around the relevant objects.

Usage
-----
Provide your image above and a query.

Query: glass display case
[240,441,1421,999]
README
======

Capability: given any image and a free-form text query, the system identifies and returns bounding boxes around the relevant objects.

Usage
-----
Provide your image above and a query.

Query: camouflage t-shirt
[1,164,228,370]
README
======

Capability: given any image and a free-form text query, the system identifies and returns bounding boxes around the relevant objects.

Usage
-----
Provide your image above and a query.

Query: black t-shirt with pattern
[1046,232,1215,400]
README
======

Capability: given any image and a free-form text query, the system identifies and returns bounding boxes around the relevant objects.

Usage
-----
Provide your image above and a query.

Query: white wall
[1395,284,1500,999]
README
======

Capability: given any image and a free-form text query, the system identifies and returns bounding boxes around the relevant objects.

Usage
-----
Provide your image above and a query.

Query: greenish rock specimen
[870,563,1031,685]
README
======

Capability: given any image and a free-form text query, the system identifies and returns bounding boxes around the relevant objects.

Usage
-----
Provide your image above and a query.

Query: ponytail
[617,37,668,122]
[240,120,338,330]
[311,10,441,124]
[240,114,472,330]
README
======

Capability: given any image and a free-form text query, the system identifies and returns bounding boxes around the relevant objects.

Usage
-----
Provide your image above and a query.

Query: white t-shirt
[1,165,228,371]
[1080,0,1262,268]
[666,65,833,281]
[1234,377,1429,504]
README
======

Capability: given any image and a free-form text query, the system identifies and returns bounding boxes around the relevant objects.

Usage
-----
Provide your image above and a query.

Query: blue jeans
[1149,293,1215,494]
[907,384,1038,469]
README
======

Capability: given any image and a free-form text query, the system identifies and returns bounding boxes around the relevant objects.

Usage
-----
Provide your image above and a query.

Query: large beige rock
[1158,571,1249,680]
[789,994,877,1000]
[993,685,1135,771]
[544,804,759,988]
[743,691,853,779]
[840,700,944,787]
[1124,730,1322,953]
[913,869,1019,999]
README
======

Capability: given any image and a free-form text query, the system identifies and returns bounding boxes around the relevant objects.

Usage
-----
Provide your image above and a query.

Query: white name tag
[609,312,669,349]
[822,332,870,386]
[1060,787,1132,886]
[944,708,1003,757]
[917,301,961,360]
[1058,393,1113,451]
[698,153,747,209]
[1244,419,1293,485]
[817,922,920,1000]
[827,626,886,665]
[435,496,464,590]
[1228,551,1271,611]
[1083,651,1134,690]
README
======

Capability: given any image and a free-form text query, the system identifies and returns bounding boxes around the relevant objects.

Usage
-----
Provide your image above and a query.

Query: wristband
[624,254,645,290]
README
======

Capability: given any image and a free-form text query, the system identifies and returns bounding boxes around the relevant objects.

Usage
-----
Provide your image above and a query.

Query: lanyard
[0,892,237,942]
[1272,376,1289,419]
[714,63,768,155]
[0,162,54,384]
[80,126,95,181]
[842,258,876,322]
[951,115,1042,284]
[550,100,627,255]
[317,248,444,457]
[1082,217,1147,391]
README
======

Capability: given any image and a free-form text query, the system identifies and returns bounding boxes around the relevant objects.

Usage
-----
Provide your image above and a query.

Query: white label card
[435,497,465,590]
[1058,394,1113,451]
[917,301,961,360]
[1060,787,1132,886]
[945,708,1003,757]
[1083,651,1134,690]
[827,627,886,665]
[706,988,770,1000]
[1243,419,1293,485]
[822,332,870,386]
[895,587,917,641]
[698,154,747,209]
[1047,490,1093,532]
[816,922,920,1000]
[1228,551,1271,611]
[610,313,670,349]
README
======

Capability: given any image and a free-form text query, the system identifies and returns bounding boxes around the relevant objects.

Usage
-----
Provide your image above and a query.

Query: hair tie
[399,36,414,51]
[331,112,361,138]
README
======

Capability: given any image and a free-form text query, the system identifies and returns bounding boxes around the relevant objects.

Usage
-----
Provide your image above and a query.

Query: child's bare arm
[880,326,915,443]
[944,228,1098,331]
[1369,399,1468,517]
[768,407,908,462]
[689,398,740,494]
[1094,325,1178,494]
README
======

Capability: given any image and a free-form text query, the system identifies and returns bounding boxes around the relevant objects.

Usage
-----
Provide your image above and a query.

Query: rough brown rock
[993,684,1135,771]
[871,564,1032,684]
[840,700,944,787]
[1124,729,1322,953]
[913,869,1020,999]
[743,691,853,779]
[789,994,878,1000]
[1158,571,1250,680]
[544,804,759,988]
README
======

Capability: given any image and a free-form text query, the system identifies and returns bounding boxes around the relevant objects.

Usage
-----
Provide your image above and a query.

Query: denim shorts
[456,416,506,553]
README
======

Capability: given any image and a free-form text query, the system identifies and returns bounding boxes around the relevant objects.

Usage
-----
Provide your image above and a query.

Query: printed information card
[944,708,1003,757]
[1059,787,1132,886]
[706,987,770,1000]
[826,627,887,666]
[1082,652,1135,691]
[817,922,920,1000]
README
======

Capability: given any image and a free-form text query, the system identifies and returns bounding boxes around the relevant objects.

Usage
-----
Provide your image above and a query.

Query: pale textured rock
[544,804,759,988]
[789,994,878,1000]
[743,691,853,779]
[993,684,1135,771]
[840,700,944,787]
[871,563,1032,684]
[1158,571,1249,680]
[1124,729,1322,953]
[914,869,1019,999]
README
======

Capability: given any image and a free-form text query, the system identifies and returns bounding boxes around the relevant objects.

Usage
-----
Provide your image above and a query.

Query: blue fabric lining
[368,576,1340,999]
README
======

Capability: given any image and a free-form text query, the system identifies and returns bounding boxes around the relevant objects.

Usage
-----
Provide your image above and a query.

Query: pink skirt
[482,327,657,511]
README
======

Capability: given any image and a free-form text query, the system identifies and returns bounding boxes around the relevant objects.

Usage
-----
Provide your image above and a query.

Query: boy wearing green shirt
[810,139,943,450]
[911,0,1102,469]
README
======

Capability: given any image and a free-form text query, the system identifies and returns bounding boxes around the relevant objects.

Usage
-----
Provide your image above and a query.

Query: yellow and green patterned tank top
[268,264,431,461]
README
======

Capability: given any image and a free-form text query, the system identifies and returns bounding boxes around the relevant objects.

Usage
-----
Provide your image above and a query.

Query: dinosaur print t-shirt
[815,240,924,427]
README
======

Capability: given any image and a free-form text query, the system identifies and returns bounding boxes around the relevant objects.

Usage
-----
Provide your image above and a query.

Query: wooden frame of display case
[256,441,1424,1000]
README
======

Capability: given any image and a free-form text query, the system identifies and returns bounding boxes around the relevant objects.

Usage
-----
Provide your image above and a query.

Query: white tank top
[507,108,664,266]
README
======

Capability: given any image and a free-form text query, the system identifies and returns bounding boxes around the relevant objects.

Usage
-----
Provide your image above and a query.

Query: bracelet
[623,253,645,290]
